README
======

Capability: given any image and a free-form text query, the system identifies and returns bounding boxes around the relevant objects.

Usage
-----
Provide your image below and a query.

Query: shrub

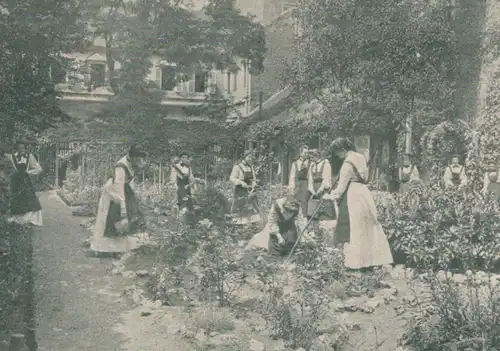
[256,231,348,350]
[0,216,35,348]
[148,217,250,306]
[402,272,500,350]
[379,184,500,271]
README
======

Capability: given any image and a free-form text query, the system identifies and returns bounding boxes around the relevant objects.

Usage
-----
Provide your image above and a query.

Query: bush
[255,232,348,350]
[379,184,500,271]
[0,216,36,348]
[402,272,500,350]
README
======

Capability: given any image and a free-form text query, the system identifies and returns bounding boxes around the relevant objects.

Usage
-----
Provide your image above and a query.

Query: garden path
[32,190,131,351]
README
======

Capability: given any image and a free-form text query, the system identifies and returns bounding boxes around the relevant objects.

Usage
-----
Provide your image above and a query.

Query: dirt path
[32,191,131,351]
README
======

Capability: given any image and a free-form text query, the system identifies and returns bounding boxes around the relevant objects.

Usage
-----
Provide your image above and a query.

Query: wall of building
[250,12,297,109]
[58,44,251,118]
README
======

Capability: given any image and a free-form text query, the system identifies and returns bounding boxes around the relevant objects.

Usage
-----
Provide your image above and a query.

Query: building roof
[245,86,292,120]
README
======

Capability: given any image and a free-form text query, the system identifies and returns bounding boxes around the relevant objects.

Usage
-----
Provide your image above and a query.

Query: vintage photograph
[0,0,496,350]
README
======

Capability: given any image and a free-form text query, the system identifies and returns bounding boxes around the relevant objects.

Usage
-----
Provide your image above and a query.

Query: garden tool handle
[284,197,325,264]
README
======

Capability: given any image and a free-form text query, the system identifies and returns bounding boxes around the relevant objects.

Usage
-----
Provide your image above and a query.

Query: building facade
[54,38,252,120]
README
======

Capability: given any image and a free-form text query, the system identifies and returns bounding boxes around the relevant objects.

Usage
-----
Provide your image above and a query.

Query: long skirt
[294,180,310,217]
[399,181,410,194]
[9,172,42,226]
[231,187,261,223]
[91,182,145,253]
[334,182,393,269]
[177,184,193,210]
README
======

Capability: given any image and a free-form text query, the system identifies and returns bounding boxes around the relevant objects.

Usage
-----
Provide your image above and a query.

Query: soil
[33,190,416,351]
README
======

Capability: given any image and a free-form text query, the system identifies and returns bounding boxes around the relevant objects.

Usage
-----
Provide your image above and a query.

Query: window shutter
[180,76,188,92]
[207,71,214,94]
[155,65,161,89]
[188,75,195,93]
[215,70,223,89]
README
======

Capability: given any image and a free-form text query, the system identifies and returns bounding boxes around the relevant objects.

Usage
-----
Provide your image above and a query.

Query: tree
[287,0,459,162]
[80,0,266,103]
[0,0,86,140]
[69,0,267,153]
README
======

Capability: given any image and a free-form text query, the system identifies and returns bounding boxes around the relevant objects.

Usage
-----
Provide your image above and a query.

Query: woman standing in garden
[90,145,147,255]
[307,149,336,229]
[443,155,467,189]
[398,153,420,194]
[288,144,311,216]
[324,138,393,270]
[170,152,195,215]
[229,150,262,224]
[7,140,43,226]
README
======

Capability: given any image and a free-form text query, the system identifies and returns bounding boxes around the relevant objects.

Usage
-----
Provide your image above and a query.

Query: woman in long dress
[398,154,420,194]
[324,138,393,270]
[288,144,310,216]
[443,155,467,189]
[170,152,195,215]
[229,150,263,224]
[307,149,336,230]
[90,145,147,255]
[8,141,43,226]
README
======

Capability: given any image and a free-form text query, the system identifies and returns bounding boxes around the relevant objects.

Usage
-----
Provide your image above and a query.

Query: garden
[3,0,500,349]
[57,112,500,350]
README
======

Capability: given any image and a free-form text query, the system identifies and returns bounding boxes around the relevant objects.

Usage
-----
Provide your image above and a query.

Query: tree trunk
[104,32,118,94]
[387,131,399,193]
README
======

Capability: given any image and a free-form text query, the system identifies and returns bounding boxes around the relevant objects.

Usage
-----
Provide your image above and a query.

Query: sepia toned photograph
[0,0,496,350]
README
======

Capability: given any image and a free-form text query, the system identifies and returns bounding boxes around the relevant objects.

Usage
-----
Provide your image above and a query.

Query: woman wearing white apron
[90,145,147,256]
[324,138,393,270]
[8,141,43,226]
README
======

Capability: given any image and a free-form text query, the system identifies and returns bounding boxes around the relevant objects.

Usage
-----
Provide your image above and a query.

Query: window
[90,63,106,87]
[194,72,207,93]
[226,72,231,94]
[161,66,177,91]
[242,61,247,88]
[232,71,238,92]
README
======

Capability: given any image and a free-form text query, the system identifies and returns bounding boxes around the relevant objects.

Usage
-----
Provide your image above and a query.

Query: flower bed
[144,216,365,349]
[128,182,399,350]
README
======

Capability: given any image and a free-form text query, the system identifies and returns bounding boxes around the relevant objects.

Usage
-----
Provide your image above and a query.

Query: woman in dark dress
[170,153,195,214]
[288,144,311,216]
[8,141,43,226]
[90,145,147,254]
[229,150,263,224]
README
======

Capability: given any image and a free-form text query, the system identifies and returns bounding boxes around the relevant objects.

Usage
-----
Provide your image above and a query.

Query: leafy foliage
[379,184,500,271]
[288,0,459,139]
[79,0,266,99]
[403,273,500,350]
[0,0,86,140]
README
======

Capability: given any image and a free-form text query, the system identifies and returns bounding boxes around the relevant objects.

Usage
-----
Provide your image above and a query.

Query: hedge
[0,168,37,350]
